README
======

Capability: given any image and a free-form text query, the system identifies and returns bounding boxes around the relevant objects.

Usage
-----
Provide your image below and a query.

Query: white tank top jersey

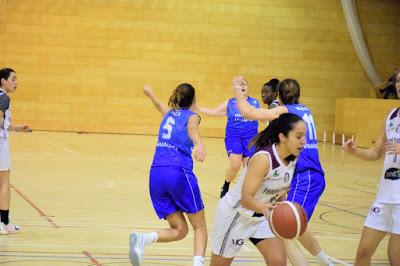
[223,144,297,220]
[376,107,400,204]
[0,89,11,139]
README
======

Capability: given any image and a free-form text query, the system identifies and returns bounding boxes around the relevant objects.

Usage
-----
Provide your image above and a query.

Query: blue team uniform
[150,109,204,219]
[286,104,325,219]
[225,97,260,157]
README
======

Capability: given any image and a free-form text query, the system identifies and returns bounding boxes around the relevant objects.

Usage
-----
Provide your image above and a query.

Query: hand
[261,203,275,218]
[342,139,356,154]
[385,142,400,155]
[17,125,32,132]
[143,84,154,98]
[193,142,206,162]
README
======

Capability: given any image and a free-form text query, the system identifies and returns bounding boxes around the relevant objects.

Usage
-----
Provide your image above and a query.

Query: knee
[356,245,373,260]
[174,224,188,240]
[229,160,241,171]
[266,257,286,266]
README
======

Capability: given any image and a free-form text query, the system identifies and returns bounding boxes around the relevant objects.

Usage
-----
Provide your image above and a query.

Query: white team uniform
[212,144,296,258]
[365,107,400,234]
[0,89,11,171]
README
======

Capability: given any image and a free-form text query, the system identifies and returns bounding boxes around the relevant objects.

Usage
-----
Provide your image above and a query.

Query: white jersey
[223,144,297,220]
[0,89,11,139]
[376,107,400,204]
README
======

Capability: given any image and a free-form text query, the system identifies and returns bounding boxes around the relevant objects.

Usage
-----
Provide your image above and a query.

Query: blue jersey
[226,97,260,138]
[151,109,197,171]
[285,104,324,175]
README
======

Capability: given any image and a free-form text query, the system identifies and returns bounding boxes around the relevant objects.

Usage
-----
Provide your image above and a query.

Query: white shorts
[211,199,275,258]
[364,201,400,235]
[0,137,11,171]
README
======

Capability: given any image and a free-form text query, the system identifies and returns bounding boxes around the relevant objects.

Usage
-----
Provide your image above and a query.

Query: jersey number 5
[162,116,176,139]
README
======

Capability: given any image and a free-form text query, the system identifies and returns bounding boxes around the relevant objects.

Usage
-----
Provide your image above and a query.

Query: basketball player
[233,76,333,265]
[343,68,400,265]
[261,78,280,109]
[0,68,31,235]
[129,84,207,266]
[211,113,306,265]
[195,77,260,198]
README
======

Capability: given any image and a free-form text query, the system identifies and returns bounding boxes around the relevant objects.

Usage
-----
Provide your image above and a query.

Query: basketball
[269,201,308,240]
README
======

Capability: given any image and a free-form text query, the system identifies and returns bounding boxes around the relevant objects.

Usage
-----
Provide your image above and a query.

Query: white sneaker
[0,222,7,235]
[129,232,144,266]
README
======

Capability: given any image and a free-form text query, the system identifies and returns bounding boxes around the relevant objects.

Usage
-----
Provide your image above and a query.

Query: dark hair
[251,113,303,160]
[168,83,195,109]
[379,69,400,99]
[263,78,280,93]
[278,79,300,104]
[0,68,16,83]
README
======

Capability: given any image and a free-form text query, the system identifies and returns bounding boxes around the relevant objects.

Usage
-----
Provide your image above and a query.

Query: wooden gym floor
[0,131,389,265]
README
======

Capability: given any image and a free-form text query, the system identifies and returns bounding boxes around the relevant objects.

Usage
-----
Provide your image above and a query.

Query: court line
[327,255,352,266]
[1,250,390,265]
[82,251,102,266]
[43,138,81,156]
[324,168,378,181]
[10,184,60,228]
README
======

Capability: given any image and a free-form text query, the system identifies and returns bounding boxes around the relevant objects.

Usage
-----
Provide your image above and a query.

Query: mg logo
[232,239,244,246]
[370,207,380,214]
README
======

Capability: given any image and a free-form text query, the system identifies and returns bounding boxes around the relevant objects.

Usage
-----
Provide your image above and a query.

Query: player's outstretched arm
[187,114,206,162]
[8,124,32,132]
[194,100,228,117]
[343,124,385,161]
[143,85,170,116]
[233,76,287,121]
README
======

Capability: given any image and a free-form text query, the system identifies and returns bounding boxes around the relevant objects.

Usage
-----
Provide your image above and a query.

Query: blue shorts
[149,166,204,219]
[224,136,255,158]
[287,170,325,220]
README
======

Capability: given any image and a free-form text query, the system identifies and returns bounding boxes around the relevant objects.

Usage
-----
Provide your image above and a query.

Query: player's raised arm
[233,76,287,121]
[143,84,170,116]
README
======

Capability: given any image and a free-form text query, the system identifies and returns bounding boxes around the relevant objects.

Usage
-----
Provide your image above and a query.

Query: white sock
[143,232,158,245]
[193,255,204,266]
[315,250,332,266]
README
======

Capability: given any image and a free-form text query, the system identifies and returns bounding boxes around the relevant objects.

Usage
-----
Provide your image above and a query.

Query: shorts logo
[231,239,244,246]
[384,167,400,180]
[370,207,380,214]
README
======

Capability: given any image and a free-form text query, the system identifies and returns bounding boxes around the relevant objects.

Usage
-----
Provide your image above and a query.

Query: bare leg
[298,231,322,256]
[354,226,386,266]
[210,253,234,266]
[225,153,242,183]
[388,233,400,266]
[156,212,189,242]
[187,210,208,257]
[285,239,308,266]
[0,170,10,211]
[256,238,287,266]
[220,154,243,198]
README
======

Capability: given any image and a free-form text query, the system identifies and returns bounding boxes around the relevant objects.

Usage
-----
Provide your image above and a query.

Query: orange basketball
[269,201,308,239]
